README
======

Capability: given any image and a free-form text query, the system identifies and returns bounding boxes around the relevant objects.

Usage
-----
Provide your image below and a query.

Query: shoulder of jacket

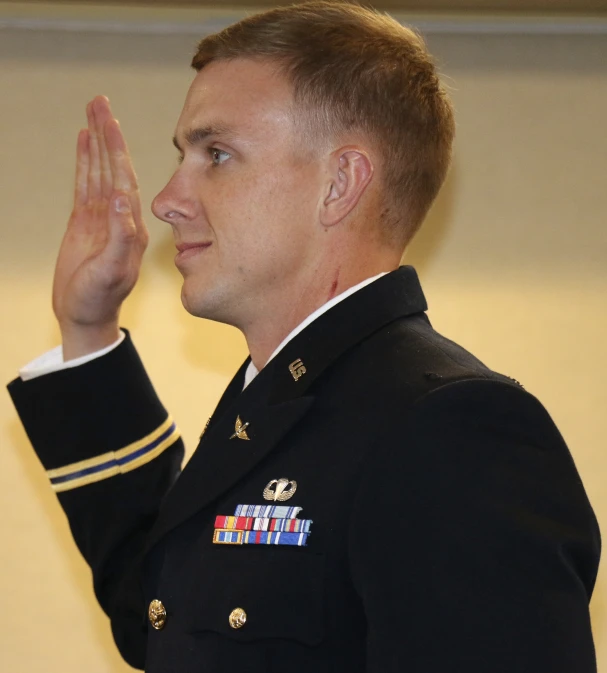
[324,313,527,408]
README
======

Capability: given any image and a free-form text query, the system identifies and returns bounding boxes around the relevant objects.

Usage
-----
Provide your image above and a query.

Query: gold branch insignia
[230,416,250,441]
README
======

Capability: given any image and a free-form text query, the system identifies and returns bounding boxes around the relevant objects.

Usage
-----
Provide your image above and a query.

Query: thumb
[105,192,137,265]
[114,192,131,216]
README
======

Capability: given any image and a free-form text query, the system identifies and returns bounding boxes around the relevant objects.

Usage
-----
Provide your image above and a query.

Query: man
[8,2,600,672]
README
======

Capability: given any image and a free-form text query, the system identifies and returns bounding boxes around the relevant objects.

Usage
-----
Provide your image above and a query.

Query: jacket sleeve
[349,379,600,673]
[7,331,184,670]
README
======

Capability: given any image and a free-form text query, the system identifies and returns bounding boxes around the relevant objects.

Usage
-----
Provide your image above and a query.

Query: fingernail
[115,195,130,213]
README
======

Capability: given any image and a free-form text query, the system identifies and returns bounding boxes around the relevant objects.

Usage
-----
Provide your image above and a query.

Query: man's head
[152,1,454,331]
[190,0,455,245]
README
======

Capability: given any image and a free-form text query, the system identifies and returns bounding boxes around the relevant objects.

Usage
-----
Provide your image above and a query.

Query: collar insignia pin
[263,477,297,502]
[289,358,307,381]
[230,416,250,441]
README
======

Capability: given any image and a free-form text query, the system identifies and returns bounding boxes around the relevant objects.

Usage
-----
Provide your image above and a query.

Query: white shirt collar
[243,272,388,389]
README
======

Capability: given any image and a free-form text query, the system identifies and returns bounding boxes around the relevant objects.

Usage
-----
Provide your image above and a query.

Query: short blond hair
[191,1,454,245]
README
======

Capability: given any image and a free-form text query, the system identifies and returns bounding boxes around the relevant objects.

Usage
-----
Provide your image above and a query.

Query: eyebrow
[172,125,237,153]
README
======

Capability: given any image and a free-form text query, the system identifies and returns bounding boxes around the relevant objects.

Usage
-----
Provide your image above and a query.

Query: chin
[180,281,230,324]
[180,284,206,318]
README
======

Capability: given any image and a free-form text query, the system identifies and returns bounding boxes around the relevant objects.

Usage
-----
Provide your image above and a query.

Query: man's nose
[151,178,192,225]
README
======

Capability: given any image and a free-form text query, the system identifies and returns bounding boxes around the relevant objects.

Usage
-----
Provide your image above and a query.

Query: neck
[242,258,399,371]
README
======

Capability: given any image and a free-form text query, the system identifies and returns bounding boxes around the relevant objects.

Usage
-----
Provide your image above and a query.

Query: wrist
[60,321,122,361]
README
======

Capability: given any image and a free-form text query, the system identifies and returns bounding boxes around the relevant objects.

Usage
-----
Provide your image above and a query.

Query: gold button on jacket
[229,607,247,629]
[148,599,167,630]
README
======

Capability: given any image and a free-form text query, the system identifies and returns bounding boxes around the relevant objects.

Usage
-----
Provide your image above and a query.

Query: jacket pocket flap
[180,547,325,646]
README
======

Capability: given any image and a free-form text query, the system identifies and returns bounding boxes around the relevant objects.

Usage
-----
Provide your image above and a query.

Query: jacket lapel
[145,358,315,553]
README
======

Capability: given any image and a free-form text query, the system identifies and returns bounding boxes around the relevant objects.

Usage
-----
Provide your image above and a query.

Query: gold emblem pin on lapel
[289,358,307,381]
[263,478,297,501]
[230,416,250,441]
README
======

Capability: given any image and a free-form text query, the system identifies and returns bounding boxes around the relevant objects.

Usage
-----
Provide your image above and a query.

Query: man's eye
[177,155,184,165]
[209,148,230,165]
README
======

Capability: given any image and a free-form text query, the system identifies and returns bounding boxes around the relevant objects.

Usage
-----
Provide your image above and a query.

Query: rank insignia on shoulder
[213,503,312,547]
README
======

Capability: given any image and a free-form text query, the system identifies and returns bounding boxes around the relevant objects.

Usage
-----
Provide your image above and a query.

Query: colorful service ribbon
[213,504,312,546]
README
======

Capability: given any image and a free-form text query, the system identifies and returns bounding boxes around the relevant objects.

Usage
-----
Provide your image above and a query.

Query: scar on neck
[328,269,340,300]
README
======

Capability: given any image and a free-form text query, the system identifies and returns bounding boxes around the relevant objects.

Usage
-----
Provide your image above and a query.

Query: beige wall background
[0,4,606,671]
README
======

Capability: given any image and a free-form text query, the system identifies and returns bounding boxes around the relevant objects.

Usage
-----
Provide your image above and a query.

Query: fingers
[86,100,101,201]
[109,192,137,254]
[104,119,146,235]
[74,129,89,207]
[93,97,114,198]
[78,97,147,242]
[105,118,138,193]
[106,191,148,270]
[82,95,133,200]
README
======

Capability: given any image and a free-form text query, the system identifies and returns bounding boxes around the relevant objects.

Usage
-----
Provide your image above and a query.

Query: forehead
[176,58,296,140]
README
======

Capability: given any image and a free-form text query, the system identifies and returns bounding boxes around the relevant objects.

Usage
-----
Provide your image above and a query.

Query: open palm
[53,96,148,357]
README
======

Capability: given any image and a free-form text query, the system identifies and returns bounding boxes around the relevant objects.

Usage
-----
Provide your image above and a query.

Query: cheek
[207,163,318,247]
[208,170,277,215]
[256,167,318,221]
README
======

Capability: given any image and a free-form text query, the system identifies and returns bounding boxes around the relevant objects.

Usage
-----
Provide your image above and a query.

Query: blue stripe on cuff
[50,423,176,486]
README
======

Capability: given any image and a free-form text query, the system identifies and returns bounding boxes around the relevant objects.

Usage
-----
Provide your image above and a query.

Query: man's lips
[174,241,212,264]
[175,242,212,253]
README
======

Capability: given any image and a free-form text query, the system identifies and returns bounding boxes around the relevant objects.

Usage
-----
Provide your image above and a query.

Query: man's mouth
[175,242,212,264]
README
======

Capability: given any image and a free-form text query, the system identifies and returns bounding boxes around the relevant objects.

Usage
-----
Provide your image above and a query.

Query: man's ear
[320,147,374,227]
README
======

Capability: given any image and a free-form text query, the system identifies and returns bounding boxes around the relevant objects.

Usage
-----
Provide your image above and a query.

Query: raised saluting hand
[52,96,149,359]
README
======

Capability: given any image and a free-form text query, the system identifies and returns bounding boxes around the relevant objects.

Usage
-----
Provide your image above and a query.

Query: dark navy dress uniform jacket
[8,266,601,672]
